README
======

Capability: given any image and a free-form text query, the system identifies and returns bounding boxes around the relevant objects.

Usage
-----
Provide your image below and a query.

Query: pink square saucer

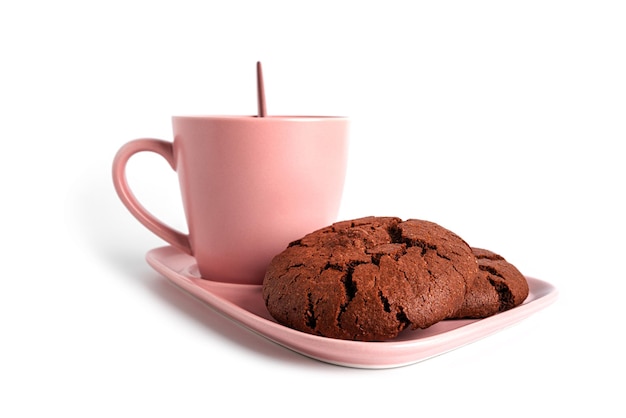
[146,246,558,369]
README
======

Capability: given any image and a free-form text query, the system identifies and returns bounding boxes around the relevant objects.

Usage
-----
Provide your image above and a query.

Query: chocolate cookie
[262,217,478,341]
[449,248,529,319]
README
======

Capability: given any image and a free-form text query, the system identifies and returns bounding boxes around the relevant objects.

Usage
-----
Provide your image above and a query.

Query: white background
[1,0,624,416]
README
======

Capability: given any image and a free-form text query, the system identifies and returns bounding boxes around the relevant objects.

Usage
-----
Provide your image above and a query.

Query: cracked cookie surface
[262,217,478,341]
[449,248,529,319]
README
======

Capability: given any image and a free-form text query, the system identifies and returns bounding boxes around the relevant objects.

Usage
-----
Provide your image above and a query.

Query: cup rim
[172,115,348,121]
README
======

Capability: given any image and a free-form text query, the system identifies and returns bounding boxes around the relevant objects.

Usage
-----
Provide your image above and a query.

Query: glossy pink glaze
[113,116,349,284]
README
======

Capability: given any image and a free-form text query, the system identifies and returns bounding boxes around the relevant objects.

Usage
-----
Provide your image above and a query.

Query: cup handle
[112,138,192,255]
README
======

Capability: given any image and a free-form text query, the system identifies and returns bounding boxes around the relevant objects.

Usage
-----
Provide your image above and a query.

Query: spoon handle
[257,61,267,117]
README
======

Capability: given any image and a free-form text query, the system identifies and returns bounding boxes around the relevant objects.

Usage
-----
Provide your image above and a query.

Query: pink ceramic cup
[112,115,349,284]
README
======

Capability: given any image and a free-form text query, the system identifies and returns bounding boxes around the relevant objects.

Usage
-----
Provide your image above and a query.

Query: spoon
[257,61,267,117]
